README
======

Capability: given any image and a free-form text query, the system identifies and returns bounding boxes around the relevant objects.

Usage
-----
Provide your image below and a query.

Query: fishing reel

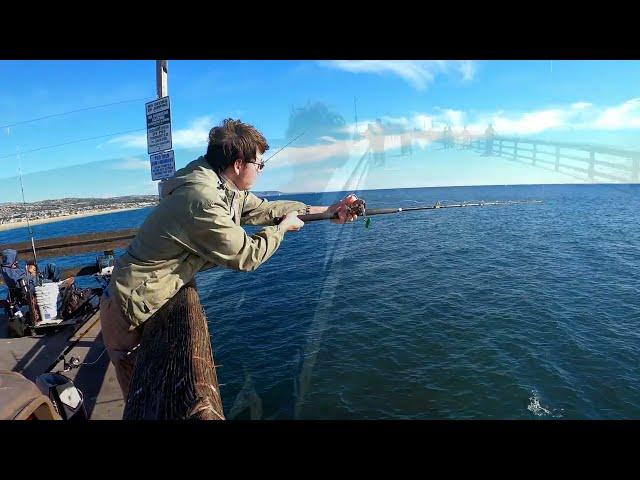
[344,198,366,217]
[342,197,372,228]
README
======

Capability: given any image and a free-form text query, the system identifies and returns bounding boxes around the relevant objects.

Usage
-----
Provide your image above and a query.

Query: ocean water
[1,183,639,419]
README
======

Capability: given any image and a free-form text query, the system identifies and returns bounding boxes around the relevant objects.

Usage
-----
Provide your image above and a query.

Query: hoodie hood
[1,249,18,267]
[1,249,26,289]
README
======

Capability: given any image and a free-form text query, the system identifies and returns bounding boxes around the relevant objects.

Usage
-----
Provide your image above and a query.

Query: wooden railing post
[532,143,537,165]
[123,280,225,420]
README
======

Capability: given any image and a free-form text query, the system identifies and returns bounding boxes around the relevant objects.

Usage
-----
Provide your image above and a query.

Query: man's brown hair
[205,118,269,173]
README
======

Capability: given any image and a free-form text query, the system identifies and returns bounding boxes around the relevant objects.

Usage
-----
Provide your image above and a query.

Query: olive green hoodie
[108,156,307,328]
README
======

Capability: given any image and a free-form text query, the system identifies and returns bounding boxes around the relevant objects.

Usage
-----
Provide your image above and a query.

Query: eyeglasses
[245,159,265,171]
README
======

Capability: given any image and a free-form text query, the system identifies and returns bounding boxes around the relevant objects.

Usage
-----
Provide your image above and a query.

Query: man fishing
[100,118,360,400]
[1,249,63,299]
[484,123,496,155]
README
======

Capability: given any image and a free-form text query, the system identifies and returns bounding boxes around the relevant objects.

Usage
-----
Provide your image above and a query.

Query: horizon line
[1,182,637,205]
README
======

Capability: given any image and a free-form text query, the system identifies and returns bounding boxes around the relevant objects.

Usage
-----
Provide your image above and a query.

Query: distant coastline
[0,206,148,232]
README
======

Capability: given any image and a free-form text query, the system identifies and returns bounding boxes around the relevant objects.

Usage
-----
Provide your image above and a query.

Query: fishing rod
[275,199,542,227]
[17,163,38,267]
[354,97,359,137]
[264,132,305,165]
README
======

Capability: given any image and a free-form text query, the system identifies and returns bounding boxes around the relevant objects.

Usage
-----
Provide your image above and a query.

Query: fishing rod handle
[273,212,337,224]
[361,208,402,216]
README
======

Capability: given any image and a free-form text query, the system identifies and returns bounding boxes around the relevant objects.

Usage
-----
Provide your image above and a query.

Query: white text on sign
[150,150,176,181]
[146,96,172,154]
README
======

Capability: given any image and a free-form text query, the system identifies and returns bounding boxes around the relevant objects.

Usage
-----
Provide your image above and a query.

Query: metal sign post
[147,60,175,199]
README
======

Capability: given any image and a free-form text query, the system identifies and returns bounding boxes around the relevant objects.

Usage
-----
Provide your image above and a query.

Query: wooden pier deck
[0,309,125,420]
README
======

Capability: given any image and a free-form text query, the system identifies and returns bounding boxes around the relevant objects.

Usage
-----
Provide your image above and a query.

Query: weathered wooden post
[123,280,225,420]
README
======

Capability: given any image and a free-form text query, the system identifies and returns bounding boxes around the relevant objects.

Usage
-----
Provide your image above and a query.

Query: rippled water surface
[2,184,639,419]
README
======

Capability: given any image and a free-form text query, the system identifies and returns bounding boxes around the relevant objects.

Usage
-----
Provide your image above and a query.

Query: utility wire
[0,127,146,160]
[0,96,154,130]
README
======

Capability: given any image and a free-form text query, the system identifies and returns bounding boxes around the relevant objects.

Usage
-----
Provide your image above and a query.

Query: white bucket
[35,283,59,321]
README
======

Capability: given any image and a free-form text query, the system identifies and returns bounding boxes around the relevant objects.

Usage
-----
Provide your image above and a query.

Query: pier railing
[0,229,138,280]
[463,136,640,183]
[359,130,639,184]
[1,229,224,420]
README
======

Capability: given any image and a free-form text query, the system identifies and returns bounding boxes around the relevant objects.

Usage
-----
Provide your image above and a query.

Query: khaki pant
[99,292,141,401]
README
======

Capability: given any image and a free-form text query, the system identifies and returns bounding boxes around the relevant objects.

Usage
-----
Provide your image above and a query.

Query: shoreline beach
[0,206,151,232]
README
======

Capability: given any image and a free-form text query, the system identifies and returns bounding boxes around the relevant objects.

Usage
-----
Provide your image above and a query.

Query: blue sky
[1,60,640,201]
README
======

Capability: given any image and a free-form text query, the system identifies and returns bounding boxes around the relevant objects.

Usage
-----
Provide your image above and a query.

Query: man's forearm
[307,206,330,215]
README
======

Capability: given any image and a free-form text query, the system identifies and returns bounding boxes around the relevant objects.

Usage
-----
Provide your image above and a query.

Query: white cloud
[475,98,640,135]
[343,114,434,137]
[318,97,640,144]
[109,115,213,150]
[436,108,466,128]
[171,115,212,148]
[317,60,477,91]
[111,157,149,170]
[593,98,640,130]
[419,99,640,136]
[108,132,147,149]
[268,138,366,169]
[489,109,570,135]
